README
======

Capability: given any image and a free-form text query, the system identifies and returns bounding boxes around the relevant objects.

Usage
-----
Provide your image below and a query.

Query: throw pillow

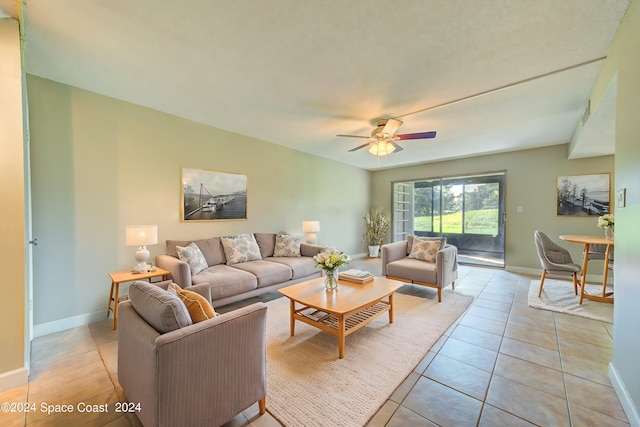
[220,233,262,265]
[128,281,192,333]
[408,238,444,263]
[168,283,216,323]
[273,233,301,257]
[407,235,447,255]
[176,242,208,276]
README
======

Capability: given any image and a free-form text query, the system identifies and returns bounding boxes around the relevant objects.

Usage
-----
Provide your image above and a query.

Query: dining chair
[534,230,582,297]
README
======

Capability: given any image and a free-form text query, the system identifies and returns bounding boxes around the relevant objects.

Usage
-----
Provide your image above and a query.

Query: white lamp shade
[126,225,158,247]
[302,221,320,233]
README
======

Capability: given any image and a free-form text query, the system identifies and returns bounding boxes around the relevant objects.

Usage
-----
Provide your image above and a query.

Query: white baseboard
[505,266,612,285]
[0,367,28,393]
[33,309,108,338]
[610,363,640,427]
[505,266,539,276]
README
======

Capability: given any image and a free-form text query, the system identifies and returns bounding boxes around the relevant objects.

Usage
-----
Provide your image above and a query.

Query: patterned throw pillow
[408,238,444,263]
[168,283,216,323]
[176,242,208,275]
[408,235,447,255]
[273,233,301,257]
[220,233,263,265]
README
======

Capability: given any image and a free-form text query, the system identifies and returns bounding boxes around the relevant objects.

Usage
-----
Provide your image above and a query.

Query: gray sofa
[381,235,458,302]
[155,233,324,307]
[118,281,267,427]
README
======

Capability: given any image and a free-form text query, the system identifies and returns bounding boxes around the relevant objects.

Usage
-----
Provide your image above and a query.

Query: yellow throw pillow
[168,283,216,323]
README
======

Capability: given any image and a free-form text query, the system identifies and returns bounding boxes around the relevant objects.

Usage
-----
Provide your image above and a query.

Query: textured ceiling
[1,0,630,170]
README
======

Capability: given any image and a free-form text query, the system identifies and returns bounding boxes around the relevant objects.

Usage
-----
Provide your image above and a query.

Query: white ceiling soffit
[18,0,630,170]
[569,74,617,159]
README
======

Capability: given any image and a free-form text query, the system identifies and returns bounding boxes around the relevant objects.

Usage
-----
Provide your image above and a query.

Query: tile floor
[0,263,628,426]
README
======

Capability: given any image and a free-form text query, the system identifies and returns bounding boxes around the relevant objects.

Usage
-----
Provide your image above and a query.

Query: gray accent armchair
[118,281,267,427]
[534,230,581,297]
[381,237,458,302]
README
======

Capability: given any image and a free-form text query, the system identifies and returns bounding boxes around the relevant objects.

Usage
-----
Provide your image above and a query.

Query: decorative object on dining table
[313,247,350,290]
[597,213,614,239]
[363,208,390,257]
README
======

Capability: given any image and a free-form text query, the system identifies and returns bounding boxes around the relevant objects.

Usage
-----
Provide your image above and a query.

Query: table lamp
[302,221,320,244]
[126,225,158,273]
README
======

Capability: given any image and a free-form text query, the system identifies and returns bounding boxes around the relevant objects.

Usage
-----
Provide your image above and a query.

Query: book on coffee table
[339,269,374,283]
[301,308,331,322]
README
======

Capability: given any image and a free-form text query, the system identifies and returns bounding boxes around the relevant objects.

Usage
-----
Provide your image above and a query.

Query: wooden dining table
[559,234,614,304]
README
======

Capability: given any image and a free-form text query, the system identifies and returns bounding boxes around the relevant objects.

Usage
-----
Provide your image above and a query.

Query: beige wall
[371,145,614,271]
[597,0,640,422]
[0,18,26,388]
[27,75,370,327]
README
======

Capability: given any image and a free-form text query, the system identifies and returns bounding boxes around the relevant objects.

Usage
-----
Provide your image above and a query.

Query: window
[392,172,505,267]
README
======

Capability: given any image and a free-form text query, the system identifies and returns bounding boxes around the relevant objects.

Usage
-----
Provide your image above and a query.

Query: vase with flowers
[363,208,390,257]
[313,247,350,290]
[597,213,614,239]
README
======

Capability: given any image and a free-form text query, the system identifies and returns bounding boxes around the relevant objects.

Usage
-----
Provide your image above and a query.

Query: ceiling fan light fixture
[368,140,396,156]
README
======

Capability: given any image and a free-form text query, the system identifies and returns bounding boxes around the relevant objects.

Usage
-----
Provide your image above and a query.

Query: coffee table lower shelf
[292,301,391,358]
[297,302,388,331]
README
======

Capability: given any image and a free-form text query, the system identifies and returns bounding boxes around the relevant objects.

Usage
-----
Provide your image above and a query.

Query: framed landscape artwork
[181,168,247,221]
[556,173,610,216]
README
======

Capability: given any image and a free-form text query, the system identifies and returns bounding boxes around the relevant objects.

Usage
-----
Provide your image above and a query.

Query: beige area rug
[265,290,473,427]
[528,279,613,323]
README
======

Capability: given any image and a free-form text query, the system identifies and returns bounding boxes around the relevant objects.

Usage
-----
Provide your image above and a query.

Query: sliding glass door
[392,172,505,267]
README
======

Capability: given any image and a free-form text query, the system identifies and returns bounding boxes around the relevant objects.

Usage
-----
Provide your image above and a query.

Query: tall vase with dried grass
[363,208,390,257]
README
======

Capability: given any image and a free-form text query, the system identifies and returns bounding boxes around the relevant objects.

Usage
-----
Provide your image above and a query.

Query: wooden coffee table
[278,276,403,359]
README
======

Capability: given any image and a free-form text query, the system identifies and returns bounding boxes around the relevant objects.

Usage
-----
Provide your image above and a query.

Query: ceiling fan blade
[348,142,372,152]
[389,141,404,153]
[396,131,437,140]
[336,134,371,139]
[381,118,403,136]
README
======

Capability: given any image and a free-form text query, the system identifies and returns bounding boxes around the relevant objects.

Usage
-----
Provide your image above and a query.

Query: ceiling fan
[337,118,436,155]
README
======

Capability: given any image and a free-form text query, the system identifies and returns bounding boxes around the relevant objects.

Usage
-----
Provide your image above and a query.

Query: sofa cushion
[128,281,192,333]
[407,235,447,256]
[273,233,301,257]
[230,260,292,287]
[408,238,444,263]
[176,242,209,275]
[192,265,258,300]
[386,258,438,285]
[168,283,216,323]
[167,237,226,266]
[254,233,276,258]
[221,234,262,265]
[266,256,317,279]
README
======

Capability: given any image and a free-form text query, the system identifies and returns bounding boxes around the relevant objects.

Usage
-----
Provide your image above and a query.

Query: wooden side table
[107,267,170,329]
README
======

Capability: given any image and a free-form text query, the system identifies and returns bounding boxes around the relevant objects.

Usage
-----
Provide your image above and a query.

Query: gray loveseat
[155,233,324,307]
